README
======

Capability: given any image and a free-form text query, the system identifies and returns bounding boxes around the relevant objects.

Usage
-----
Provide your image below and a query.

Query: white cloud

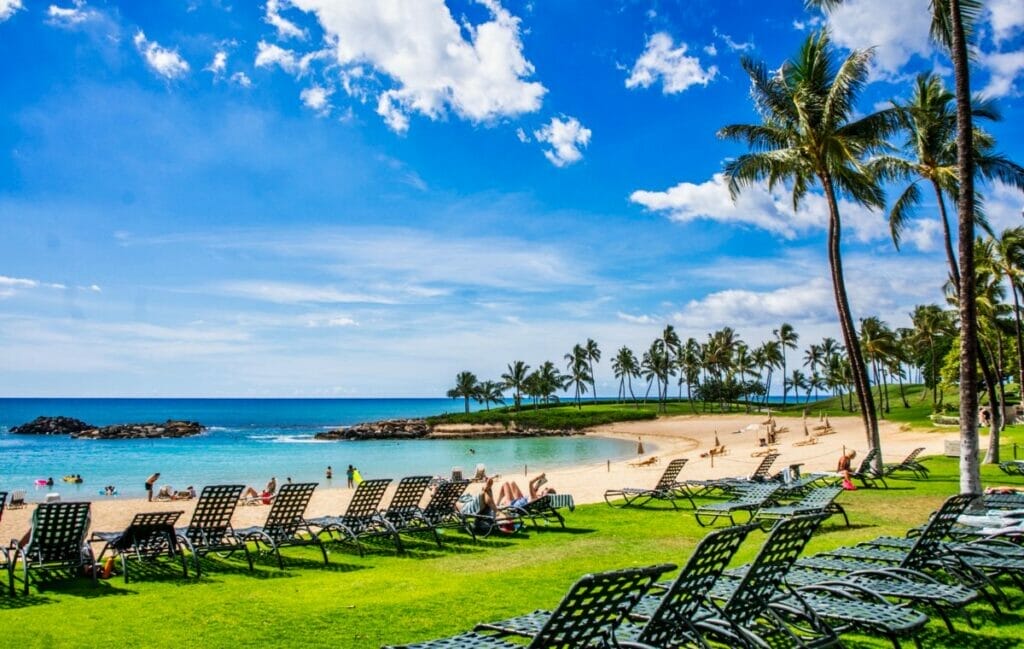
[265,0,307,40]
[289,0,546,132]
[230,71,253,88]
[305,314,359,328]
[0,274,77,298]
[980,49,1024,98]
[617,311,656,325]
[673,278,836,329]
[533,116,591,167]
[630,172,887,242]
[206,50,227,75]
[47,1,94,26]
[902,218,943,253]
[988,0,1024,44]
[626,32,718,94]
[984,180,1024,232]
[255,41,299,73]
[300,84,332,115]
[0,0,22,22]
[515,127,530,143]
[821,0,933,77]
[714,28,754,52]
[133,30,190,79]
[703,44,717,57]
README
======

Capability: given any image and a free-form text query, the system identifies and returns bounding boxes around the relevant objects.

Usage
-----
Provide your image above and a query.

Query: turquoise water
[0,399,636,499]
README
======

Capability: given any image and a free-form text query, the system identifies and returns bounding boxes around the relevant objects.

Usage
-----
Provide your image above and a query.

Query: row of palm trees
[725,0,1022,485]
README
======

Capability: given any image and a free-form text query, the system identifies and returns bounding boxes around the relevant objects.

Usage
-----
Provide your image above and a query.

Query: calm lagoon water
[0,398,636,499]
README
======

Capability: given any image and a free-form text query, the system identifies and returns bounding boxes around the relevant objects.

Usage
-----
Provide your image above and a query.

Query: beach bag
[842,476,856,491]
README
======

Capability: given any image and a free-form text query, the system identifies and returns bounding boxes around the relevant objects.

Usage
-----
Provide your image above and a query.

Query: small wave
[205,426,229,431]
[247,434,328,444]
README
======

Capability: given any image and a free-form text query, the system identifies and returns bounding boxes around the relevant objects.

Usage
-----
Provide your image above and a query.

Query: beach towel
[353,468,363,486]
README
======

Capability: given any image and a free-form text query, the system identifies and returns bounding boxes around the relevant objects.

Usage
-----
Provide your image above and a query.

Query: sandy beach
[0,413,953,541]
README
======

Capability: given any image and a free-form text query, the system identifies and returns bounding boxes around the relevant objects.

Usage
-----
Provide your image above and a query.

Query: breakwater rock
[314,418,581,441]
[10,416,94,435]
[72,420,204,439]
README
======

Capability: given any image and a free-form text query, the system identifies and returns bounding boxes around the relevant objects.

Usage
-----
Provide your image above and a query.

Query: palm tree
[990,228,1024,393]
[720,31,892,468]
[774,323,799,405]
[611,346,640,405]
[501,361,531,411]
[786,369,808,404]
[758,340,783,407]
[682,338,702,412]
[475,380,505,411]
[803,343,824,400]
[807,0,988,522]
[446,371,479,414]
[536,361,565,406]
[565,345,591,410]
[911,304,953,406]
[585,338,602,402]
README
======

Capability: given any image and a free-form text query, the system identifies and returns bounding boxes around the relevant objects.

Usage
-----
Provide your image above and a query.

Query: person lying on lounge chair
[241,477,277,503]
[497,474,554,508]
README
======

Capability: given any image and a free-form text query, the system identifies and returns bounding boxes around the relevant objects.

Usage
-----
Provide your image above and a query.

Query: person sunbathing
[498,474,554,509]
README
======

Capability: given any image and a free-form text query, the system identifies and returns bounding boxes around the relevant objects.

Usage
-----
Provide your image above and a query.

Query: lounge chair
[380,476,441,548]
[413,479,474,539]
[753,485,850,528]
[983,490,1024,510]
[883,447,929,479]
[8,502,95,595]
[615,523,757,647]
[233,482,327,569]
[506,494,576,529]
[174,484,251,577]
[693,483,781,527]
[603,458,694,509]
[381,563,675,648]
[998,460,1024,476]
[90,511,187,582]
[308,478,402,555]
[8,490,26,509]
[686,452,781,496]
[849,448,888,488]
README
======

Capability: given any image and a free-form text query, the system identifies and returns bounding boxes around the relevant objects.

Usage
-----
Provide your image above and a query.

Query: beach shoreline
[0,413,954,541]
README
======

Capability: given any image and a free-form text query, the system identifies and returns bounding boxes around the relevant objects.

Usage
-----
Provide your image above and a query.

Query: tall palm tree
[720,30,892,466]
[990,228,1024,393]
[774,323,799,405]
[807,0,988,521]
[786,369,808,404]
[682,338,703,412]
[501,361,531,411]
[803,343,824,400]
[911,304,954,406]
[475,380,505,412]
[585,338,601,402]
[446,371,479,414]
[565,344,591,410]
[758,340,783,407]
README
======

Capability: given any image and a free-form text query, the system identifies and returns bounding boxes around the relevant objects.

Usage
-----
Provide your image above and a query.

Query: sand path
[0,414,953,540]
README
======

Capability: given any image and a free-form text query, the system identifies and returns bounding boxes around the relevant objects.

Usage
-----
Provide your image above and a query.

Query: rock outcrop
[72,420,204,439]
[10,416,94,435]
[9,416,203,439]
[314,418,579,441]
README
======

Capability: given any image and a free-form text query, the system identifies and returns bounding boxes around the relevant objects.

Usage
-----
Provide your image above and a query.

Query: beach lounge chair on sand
[175,484,251,578]
[603,458,694,509]
[309,478,402,556]
[8,490,26,509]
[381,563,675,649]
[8,502,95,595]
[233,482,326,569]
[91,510,186,582]
[693,483,781,527]
[380,476,441,548]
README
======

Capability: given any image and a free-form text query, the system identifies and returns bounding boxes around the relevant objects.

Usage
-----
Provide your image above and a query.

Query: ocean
[0,398,637,499]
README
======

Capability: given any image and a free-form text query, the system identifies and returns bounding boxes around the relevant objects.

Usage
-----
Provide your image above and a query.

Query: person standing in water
[346,465,354,488]
[145,472,160,502]
[326,466,333,480]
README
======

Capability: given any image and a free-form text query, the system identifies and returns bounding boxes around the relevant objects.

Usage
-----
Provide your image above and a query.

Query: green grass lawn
[6,428,1024,648]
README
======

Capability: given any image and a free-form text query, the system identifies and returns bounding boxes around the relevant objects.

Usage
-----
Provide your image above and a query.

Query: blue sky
[1,0,1023,397]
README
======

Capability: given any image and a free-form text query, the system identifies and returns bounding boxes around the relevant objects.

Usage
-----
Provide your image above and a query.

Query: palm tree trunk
[1013,282,1024,392]
[822,174,881,468]
[463,395,470,414]
[897,370,909,408]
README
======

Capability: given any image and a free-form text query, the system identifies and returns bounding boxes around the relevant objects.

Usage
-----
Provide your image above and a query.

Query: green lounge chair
[381,563,675,649]
[174,484,252,577]
[603,458,693,509]
[309,478,403,555]
[753,485,850,528]
[883,447,929,479]
[615,523,757,647]
[381,476,441,548]
[234,482,327,569]
[997,460,1024,476]
[8,501,95,595]
[693,483,781,527]
[686,452,782,497]
[413,479,474,540]
[850,448,888,488]
[505,494,576,529]
[91,510,187,582]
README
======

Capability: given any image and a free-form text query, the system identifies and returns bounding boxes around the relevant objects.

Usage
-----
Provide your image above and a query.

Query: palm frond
[888,181,922,250]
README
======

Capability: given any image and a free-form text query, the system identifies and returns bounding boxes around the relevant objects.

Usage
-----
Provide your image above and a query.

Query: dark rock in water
[314,418,581,441]
[71,420,204,440]
[10,416,94,435]
[315,418,432,441]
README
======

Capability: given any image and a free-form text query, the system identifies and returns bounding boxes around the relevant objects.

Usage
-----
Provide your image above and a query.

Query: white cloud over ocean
[626,32,718,94]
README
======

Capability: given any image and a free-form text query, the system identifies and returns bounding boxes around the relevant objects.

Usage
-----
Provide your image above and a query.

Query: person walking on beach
[145,472,160,502]
[326,466,333,480]
[346,465,354,488]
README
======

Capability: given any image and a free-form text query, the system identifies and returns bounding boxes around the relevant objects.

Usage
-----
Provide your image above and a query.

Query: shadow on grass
[0,592,54,609]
